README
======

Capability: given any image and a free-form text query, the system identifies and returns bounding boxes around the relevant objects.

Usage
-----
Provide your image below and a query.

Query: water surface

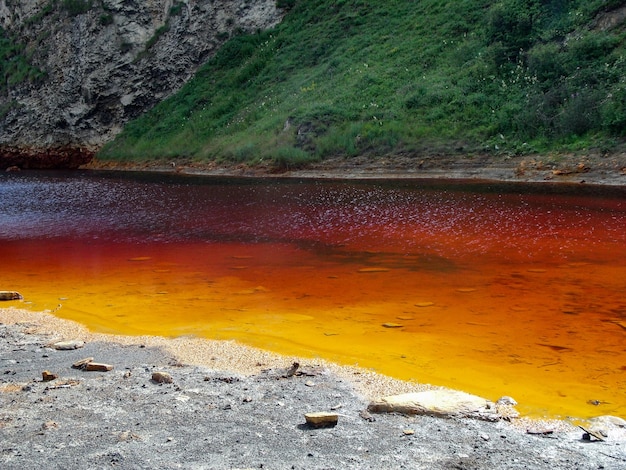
[1,171,625,418]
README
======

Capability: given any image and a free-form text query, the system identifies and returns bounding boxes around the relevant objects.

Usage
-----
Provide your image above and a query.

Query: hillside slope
[0,0,283,168]
[101,0,626,168]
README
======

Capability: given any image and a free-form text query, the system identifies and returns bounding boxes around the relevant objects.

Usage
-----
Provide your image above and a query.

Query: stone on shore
[0,291,23,301]
[50,340,85,350]
[72,357,95,369]
[305,412,339,428]
[42,370,58,381]
[152,371,173,384]
[368,389,506,421]
[83,362,114,372]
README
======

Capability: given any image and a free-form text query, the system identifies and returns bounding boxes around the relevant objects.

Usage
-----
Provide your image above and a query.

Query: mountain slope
[0,0,283,168]
[101,0,626,168]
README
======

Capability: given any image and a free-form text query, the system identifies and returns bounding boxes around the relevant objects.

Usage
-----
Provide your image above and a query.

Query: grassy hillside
[100,0,626,167]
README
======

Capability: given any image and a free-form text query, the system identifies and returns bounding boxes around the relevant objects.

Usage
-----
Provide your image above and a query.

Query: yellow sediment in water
[2,238,625,420]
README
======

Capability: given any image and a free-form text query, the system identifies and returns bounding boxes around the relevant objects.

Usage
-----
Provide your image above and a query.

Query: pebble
[304,412,339,428]
[41,421,58,430]
[72,357,94,369]
[496,396,518,406]
[50,340,84,351]
[41,370,58,381]
[151,371,173,383]
[0,291,23,301]
[83,362,114,372]
[403,429,415,435]
[359,409,376,422]
[382,323,403,328]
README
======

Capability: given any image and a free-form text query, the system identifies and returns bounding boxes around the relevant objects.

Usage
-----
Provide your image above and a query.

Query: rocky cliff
[0,0,284,168]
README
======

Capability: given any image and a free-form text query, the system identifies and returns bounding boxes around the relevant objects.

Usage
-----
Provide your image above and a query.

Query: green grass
[0,28,45,92]
[100,0,626,167]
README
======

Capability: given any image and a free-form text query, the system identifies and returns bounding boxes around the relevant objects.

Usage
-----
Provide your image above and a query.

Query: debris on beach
[41,370,58,381]
[72,357,94,369]
[50,340,85,350]
[579,425,607,442]
[0,291,23,301]
[70,357,113,372]
[367,389,514,421]
[83,362,114,372]
[359,409,376,422]
[152,371,174,384]
[282,361,300,378]
[304,412,339,428]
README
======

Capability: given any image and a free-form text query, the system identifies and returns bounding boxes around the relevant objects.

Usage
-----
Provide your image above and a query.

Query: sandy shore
[2,306,626,469]
[0,306,422,400]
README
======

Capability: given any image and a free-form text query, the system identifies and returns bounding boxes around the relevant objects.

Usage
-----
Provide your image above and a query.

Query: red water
[1,172,625,418]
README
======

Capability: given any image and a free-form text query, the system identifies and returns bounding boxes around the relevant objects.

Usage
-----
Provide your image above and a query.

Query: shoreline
[2,306,626,469]
[0,306,618,425]
[0,306,425,401]
[80,152,626,187]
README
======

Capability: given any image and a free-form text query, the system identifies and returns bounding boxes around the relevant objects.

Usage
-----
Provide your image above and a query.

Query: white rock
[51,340,85,350]
[588,415,626,429]
[368,389,500,420]
[496,396,518,406]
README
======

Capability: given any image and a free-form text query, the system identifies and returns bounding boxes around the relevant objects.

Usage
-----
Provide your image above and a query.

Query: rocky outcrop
[0,0,284,168]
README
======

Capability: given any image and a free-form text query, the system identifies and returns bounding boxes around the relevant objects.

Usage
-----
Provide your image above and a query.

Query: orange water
[1,172,625,418]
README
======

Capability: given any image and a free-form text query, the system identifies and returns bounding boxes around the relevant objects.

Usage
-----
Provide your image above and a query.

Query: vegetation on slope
[0,27,45,94]
[100,0,626,167]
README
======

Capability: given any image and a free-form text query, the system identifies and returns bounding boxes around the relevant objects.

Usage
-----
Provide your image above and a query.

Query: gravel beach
[2,307,626,469]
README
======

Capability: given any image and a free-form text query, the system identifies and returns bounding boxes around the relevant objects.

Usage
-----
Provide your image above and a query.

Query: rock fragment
[304,412,339,428]
[283,361,300,378]
[579,425,607,442]
[50,340,84,350]
[368,389,509,421]
[588,415,626,428]
[359,409,376,422]
[0,291,23,301]
[83,362,114,372]
[496,396,518,406]
[72,357,94,369]
[41,370,58,381]
[41,421,58,430]
[526,428,554,436]
[152,371,173,384]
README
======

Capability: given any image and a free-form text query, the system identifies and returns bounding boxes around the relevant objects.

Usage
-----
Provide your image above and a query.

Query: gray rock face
[0,0,283,163]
